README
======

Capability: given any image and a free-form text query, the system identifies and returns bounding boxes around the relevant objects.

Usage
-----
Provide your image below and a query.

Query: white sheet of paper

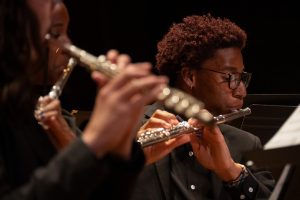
[264,105,300,150]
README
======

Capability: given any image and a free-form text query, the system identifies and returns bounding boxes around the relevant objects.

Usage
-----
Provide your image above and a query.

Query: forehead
[202,47,244,71]
[27,0,54,14]
[52,3,69,23]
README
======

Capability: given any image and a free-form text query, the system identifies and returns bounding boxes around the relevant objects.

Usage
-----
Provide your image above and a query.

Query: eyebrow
[220,66,245,73]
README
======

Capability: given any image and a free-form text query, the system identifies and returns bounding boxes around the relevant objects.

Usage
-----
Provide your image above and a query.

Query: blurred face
[27,0,55,39]
[189,47,248,115]
[47,3,71,84]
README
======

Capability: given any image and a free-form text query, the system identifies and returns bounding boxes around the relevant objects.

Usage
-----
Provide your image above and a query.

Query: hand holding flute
[41,46,169,154]
[35,95,77,150]
[137,107,251,147]
[187,117,244,182]
[138,110,191,165]
[34,58,77,150]
[138,107,250,169]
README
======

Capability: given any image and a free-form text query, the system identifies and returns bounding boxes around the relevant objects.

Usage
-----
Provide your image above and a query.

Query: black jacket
[130,102,274,200]
[0,108,145,199]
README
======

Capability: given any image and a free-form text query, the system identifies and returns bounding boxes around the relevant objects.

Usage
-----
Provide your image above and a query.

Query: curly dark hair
[156,14,247,86]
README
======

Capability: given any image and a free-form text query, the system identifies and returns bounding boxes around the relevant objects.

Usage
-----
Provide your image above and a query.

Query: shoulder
[219,124,262,156]
[220,124,259,143]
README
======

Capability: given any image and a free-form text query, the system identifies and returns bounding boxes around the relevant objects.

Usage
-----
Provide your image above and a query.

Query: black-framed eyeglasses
[200,68,252,90]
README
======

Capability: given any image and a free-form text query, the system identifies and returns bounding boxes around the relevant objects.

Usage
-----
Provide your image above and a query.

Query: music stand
[239,104,300,199]
[244,94,300,107]
[269,163,293,200]
[239,104,297,146]
[243,145,300,200]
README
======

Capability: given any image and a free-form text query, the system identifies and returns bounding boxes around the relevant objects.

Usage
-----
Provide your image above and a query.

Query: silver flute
[47,33,252,126]
[49,40,214,126]
[137,107,251,147]
[35,57,77,129]
[48,57,77,99]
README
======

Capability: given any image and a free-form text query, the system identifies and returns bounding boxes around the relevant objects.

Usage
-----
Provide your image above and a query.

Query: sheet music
[264,105,300,150]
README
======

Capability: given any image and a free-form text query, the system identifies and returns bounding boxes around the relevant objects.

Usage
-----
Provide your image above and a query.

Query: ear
[181,67,195,89]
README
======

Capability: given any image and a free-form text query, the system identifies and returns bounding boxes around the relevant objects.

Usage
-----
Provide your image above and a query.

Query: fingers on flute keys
[35,96,61,129]
[105,49,131,70]
[98,63,168,105]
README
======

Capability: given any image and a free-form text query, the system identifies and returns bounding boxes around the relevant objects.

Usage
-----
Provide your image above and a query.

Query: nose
[59,35,71,47]
[59,36,72,58]
[232,81,247,100]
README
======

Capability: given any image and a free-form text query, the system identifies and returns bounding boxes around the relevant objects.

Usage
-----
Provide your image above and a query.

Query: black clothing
[130,102,274,200]
[0,103,145,199]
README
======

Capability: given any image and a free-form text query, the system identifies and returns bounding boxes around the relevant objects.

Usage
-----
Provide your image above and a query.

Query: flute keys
[174,99,190,113]
[137,128,168,146]
[137,121,198,147]
[185,104,202,118]
[157,87,171,101]
[97,55,106,63]
[196,110,214,125]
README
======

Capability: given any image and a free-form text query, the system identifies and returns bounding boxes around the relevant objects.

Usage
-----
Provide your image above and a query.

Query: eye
[229,73,241,82]
[49,26,64,39]
[49,31,61,39]
[222,74,232,82]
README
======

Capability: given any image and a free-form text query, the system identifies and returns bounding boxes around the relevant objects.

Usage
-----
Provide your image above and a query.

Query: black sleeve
[223,136,275,200]
[0,139,112,200]
[223,167,274,200]
[89,142,146,200]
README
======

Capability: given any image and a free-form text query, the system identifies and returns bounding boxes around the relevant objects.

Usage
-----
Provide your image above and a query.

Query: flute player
[0,0,181,199]
[130,14,275,200]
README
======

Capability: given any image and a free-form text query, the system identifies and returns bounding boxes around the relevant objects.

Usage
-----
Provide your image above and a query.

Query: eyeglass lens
[229,72,252,89]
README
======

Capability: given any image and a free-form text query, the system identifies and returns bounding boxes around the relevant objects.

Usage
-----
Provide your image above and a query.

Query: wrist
[216,162,244,182]
[223,164,249,188]
[82,128,109,158]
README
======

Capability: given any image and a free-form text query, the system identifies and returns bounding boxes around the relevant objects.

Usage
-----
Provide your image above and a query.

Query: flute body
[137,121,199,147]
[61,44,216,126]
[48,57,77,99]
[137,107,251,147]
[45,35,251,148]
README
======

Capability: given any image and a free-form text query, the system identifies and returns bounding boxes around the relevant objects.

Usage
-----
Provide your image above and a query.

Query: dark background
[61,0,300,111]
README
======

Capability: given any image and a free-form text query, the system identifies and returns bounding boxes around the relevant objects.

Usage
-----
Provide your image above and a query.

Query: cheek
[215,84,232,100]
[55,55,69,69]
[47,56,66,83]
[214,88,237,113]
[200,84,231,114]
[218,89,230,102]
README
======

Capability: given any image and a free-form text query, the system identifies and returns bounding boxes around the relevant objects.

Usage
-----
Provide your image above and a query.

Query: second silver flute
[59,42,215,126]
[137,107,251,147]
[48,39,251,147]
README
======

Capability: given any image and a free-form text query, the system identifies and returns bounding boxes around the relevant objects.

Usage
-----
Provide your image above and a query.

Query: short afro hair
[156,14,247,85]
